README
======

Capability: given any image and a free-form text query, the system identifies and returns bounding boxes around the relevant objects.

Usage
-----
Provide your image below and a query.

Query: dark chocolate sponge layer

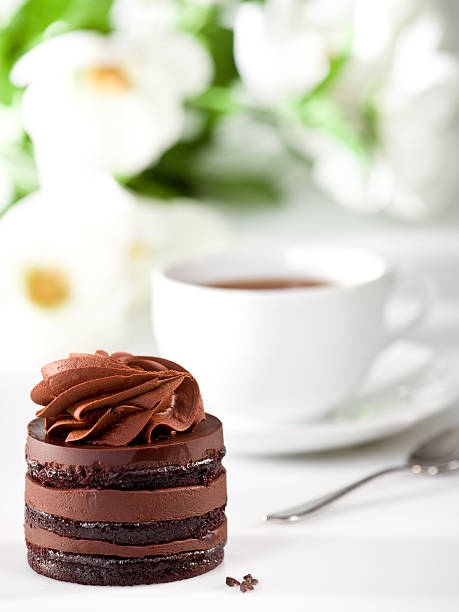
[25,504,226,546]
[26,449,225,490]
[27,543,225,586]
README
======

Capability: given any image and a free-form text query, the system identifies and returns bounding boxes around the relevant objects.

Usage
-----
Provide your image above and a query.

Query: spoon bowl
[409,427,459,473]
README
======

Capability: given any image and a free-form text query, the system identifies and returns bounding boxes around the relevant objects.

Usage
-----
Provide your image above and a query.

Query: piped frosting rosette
[30,351,205,446]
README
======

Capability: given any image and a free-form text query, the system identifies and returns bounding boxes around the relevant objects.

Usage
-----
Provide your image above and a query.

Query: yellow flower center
[83,65,131,94]
[25,267,70,309]
[128,241,150,259]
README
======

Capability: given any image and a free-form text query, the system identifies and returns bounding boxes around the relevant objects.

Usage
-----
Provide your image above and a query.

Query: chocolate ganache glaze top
[30,351,205,446]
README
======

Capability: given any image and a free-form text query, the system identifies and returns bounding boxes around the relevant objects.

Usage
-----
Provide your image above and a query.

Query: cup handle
[384,271,434,346]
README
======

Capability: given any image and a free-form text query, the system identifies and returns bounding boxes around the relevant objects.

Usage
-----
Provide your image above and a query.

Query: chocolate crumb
[243,574,258,585]
[240,582,253,593]
[227,573,259,592]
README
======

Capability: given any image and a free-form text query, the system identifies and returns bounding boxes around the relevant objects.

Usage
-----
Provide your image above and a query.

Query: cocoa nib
[226,573,259,592]
[243,574,259,585]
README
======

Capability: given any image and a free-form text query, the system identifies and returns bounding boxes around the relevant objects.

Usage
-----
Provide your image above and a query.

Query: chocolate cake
[24,351,227,586]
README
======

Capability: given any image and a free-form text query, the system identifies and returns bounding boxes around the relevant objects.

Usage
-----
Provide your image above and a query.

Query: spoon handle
[264,465,407,522]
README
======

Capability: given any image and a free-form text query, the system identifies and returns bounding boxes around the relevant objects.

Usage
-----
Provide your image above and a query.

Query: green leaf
[196,174,283,206]
[123,135,283,207]
[0,131,39,217]
[189,86,240,115]
[119,173,186,200]
[0,0,113,104]
[302,32,352,101]
[203,20,238,88]
[289,26,379,160]
[178,2,213,33]
[179,5,238,88]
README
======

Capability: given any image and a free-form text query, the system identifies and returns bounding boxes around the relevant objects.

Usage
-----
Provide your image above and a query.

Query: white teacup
[151,246,431,425]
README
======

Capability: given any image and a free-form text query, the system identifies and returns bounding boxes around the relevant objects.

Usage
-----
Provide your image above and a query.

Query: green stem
[0,199,16,219]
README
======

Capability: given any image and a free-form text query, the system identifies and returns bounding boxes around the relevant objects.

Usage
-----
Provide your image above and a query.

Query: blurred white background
[1,1,459,610]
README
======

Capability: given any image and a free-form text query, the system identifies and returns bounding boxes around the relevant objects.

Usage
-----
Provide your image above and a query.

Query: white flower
[111,0,177,36]
[307,129,402,215]
[351,0,435,66]
[0,170,229,363]
[377,16,459,219]
[0,0,24,26]
[110,0,212,99]
[11,25,212,180]
[305,10,459,220]
[234,0,330,103]
[0,178,134,364]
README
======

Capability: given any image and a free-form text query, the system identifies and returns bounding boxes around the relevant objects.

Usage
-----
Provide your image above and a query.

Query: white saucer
[224,341,459,455]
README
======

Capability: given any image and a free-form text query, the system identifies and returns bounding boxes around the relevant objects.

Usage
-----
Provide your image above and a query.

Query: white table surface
[1,193,459,611]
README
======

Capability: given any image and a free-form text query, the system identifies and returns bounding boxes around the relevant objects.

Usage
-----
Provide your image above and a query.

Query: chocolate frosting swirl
[30,351,205,446]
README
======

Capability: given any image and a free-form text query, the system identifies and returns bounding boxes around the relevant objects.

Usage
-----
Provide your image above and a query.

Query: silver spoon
[263,426,459,522]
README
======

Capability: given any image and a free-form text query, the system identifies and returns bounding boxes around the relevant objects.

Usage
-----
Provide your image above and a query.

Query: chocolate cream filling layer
[25,472,227,522]
[26,415,223,469]
[25,520,227,558]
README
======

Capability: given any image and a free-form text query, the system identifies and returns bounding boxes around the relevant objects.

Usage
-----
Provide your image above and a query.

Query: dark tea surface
[204,278,333,290]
